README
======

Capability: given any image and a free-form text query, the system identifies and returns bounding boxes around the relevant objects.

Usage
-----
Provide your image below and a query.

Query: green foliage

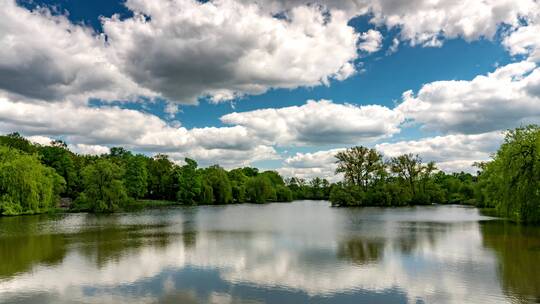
[0,146,64,215]
[123,155,148,199]
[329,184,363,206]
[177,158,202,204]
[203,166,233,204]
[261,171,285,187]
[38,143,79,197]
[285,177,332,200]
[74,159,130,212]
[199,181,214,205]
[336,146,385,189]
[1,133,294,213]
[477,125,540,223]
[0,133,38,153]
[331,146,474,207]
[276,185,293,202]
[245,175,275,203]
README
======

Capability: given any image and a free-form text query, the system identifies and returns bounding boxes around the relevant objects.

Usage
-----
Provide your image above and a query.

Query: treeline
[329,125,540,223]
[328,147,476,207]
[2,125,538,222]
[0,133,303,215]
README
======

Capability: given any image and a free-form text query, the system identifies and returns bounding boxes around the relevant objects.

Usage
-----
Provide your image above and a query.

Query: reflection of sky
[0,203,515,303]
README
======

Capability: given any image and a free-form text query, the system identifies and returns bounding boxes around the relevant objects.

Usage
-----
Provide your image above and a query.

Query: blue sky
[2,0,539,179]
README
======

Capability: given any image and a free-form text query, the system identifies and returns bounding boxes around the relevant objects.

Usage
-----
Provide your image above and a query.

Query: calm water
[0,201,539,304]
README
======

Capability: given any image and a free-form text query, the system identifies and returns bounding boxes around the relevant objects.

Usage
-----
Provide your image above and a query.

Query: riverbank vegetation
[0,125,538,222]
[329,125,540,223]
[0,133,295,215]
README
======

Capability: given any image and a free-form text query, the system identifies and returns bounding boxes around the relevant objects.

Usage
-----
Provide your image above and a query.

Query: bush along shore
[0,125,539,223]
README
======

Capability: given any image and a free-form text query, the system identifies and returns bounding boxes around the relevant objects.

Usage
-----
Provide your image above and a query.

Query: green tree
[38,142,79,197]
[245,175,275,203]
[335,146,385,189]
[177,158,202,204]
[75,159,129,212]
[478,125,540,223]
[123,155,148,199]
[0,133,38,153]
[276,185,293,202]
[203,166,233,204]
[0,146,64,215]
[389,154,423,198]
[146,154,174,200]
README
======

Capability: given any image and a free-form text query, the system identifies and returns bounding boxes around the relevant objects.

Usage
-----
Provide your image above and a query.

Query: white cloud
[0,0,153,104]
[27,135,53,146]
[277,131,504,180]
[102,0,360,103]
[503,23,540,62]
[396,61,540,134]
[278,148,344,181]
[376,132,504,173]
[222,100,404,146]
[0,96,274,167]
[369,0,538,47]
[358,29,383,53]
[167,145,278,168]
[386,38,400,55]
[69,144,110,155]
[0,97,407,168]
[2,0,538,108]
[0,0,360,105]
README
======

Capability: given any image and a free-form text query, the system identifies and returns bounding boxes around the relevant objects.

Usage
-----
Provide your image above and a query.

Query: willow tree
[480,125,540,223]
[0,146,64,215]
[75,159,129,212]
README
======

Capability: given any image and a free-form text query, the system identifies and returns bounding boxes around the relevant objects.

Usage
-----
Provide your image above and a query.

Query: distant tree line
[0,133,297,215]
[329,125,540,223]
[1,125,538,223]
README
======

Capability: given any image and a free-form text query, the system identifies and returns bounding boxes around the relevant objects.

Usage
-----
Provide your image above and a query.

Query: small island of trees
[0,125,538,223]
[329,125,540,223]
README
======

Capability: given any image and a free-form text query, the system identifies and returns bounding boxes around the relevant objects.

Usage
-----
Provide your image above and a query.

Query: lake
[0,201,539,304]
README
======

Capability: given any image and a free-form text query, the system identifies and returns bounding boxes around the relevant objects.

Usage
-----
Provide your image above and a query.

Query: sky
[1,0,539,181]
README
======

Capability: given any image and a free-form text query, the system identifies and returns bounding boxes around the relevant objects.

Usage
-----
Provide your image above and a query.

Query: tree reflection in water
[481,221,540,304]
[0,215,66,278]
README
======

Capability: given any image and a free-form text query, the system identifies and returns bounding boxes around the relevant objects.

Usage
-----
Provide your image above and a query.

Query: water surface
[0,201,539,303]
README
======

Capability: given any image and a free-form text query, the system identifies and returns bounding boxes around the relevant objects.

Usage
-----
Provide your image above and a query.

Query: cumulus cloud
[396,61,540,134]
[0,0,360,105]
[277,131,504,180]
[257,0,540,49]
[102,0,360,103]
[2,0,538,107]
[358,29,383,53]
[0,0,152,103]
[69,144,111,155]
[168,145,279,168]
[0,96,407,167]
[27,135,53,146]
[503,23,540,62]
[222,99,403,146]
[376,132,504,173]
[0,96,277,166]
[369,0,538,47]
[278,148,344,181]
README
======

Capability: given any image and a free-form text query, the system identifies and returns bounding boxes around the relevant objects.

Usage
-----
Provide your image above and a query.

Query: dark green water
[0,201,539,304]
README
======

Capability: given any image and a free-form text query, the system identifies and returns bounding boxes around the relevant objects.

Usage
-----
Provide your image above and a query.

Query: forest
[0,125,538,223]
